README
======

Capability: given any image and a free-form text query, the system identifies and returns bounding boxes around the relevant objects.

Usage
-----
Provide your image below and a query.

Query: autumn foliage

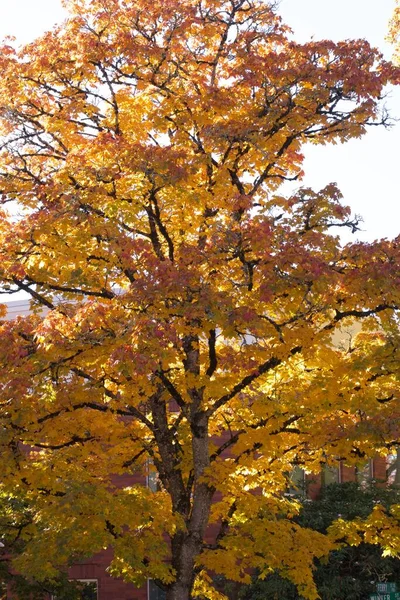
[0,1,399,599]
[389,0,400,64]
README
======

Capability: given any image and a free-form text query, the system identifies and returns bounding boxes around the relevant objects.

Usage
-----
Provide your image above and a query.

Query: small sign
[377,585,398,594]
[370,592,400,600]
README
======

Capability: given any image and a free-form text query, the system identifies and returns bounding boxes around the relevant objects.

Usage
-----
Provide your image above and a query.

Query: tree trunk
[166,582,193,600]
[165,410,213,600]
[163,336,212,600]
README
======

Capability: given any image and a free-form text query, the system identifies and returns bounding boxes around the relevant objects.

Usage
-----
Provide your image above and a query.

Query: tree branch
[207,347,301,415]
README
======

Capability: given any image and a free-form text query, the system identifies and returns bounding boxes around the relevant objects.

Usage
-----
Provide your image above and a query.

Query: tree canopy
[389,0,400,64]
[0,1,399,599]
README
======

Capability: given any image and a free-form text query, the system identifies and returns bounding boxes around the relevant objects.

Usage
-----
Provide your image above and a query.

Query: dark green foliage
[0,571,80,600]
[52,580,98,600]
[240,483,400,600]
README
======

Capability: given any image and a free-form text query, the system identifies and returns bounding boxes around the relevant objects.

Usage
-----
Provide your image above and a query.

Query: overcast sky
[279,0,400,243]
[0,0,398,242]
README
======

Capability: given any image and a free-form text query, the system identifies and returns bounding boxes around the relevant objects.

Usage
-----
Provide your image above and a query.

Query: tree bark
[167,581,194,600]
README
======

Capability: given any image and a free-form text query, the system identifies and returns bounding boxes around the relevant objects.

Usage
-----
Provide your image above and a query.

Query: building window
[52,579,98,600]
[148,579,167,600]
[286,466,305,496]
[146,459,162,493]
[147,468,160,493]
[355,460,373,487]
[322,464,340,486]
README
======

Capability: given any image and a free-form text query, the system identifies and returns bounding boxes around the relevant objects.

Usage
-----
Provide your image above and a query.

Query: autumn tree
[0,1,399,599]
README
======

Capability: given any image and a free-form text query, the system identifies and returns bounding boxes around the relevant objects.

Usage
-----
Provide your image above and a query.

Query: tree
[0,1,399,599]
[240,482,400,600]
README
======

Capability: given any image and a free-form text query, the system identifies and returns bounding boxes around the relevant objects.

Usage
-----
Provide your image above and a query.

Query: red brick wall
[67,550,147,600]
[340,463,356,483]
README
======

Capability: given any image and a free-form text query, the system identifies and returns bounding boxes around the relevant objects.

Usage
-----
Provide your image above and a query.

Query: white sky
[279,0,400,243]
[0,0,398,242]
